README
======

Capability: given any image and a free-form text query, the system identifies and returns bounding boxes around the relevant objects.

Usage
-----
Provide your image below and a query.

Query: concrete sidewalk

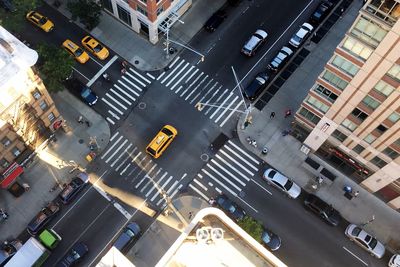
[236,0,400,252]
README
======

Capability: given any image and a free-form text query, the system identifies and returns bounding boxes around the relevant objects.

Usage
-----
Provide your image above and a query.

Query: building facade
[0,27,62,194]
[293,0,400,210]
[101,0,192,44]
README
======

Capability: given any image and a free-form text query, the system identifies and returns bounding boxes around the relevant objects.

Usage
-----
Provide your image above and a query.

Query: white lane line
[189,184,209,201]
[156,181,179,206]
[220,100,243,127]
[215,154,250,182]
[130,69,152,84]
[185,68,199,84]
[215,187,222,194]
[211,159,246,186]
[238,196,258,213]
[175,85,184,94]
[228,140,260,165]
[114,84,136,101]
[115,82,140,97]
[196,82,219,105]
[105,93,127,110]
[116,147,137,172]
[193,179,207,191]
[125,70,146,87]
[146,72,155,80]
[171,65,195,90]
[168,56,180,68]
[219,150,254,176]
[201,87,221,110]
[151,176,173,201]
[110,132,119,142]
[106,117,115,125]
[107,110,120,120]
[87,55,118,86]
[138,164,159,192]
[202,169,238,197]
[161,60,185,84]
[156,71,166,81]
[169,184,182,199]
[209,92,233,119]
[166,62,190,87]
[111,143,132,167]
[342,247,368,266]
[184,75,209,101]
[180,173,187,180]
[180,72,204,97]
[251,179,272,195]
[102,98,124,115]
[214,95,239,123]
[206,164,242,191]
[72,67,90,82]
[110,89,132,105]
[144,171,166,195]
[189,78,214,104]
[105,139,128,163]
[205,88,228,115]
[208,182,213,186]
[101,135,123,159]
[224,146,258,171]
[122,76,143,91]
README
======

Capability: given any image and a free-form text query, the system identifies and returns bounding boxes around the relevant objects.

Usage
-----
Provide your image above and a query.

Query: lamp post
[231,66,252,129]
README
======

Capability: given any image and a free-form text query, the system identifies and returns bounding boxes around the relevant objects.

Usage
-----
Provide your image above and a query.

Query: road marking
[105,93,128,110]
[101,136,123,159]
[220,100,243,127]
[238,196,258,213]
[110,132,119,142]
[166,62,190,87]
[105,139,128,163]
[114,84,136,101]
[109,89,132,105]
[121,76,143,91]
[224,145,258,171]
[342,247,368,266]
[209,91,233,119]
[115,82,140,97]
[107,110,120,120]
[72,67,90,81]
[214,95,239,123]
[211,159,246,186]
[161,60,185,84]
[138,165,160,191]
[193,178,207,191]
[116,146,137,172]
[219,150,254,176]
[205,88,228,115]
[251,179,272,195]
[131,69,152,84]
[228,140,260,164]
[111,143,132,167]
[87,55,118,86]
[106,117,115,125]
[185,74,208,101]
[101,98,124,115]
[215,154,250,181]
[146,72,155,80]
[189,184,209,201]
[206,164,242,191]
[151,175,173,202]
[190,78,213,104]
[171,65,195,90]
[202,169,237,197]
[185,68,199,84]
[125,70,146,87]
[168,56,180,68]
[180,72,204,97]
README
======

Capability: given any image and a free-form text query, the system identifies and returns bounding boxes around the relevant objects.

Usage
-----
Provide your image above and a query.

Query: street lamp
[231,66,252,129]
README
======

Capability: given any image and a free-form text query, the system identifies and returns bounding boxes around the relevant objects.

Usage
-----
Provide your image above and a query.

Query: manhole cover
[138,102,146,109]
[200,154,209,162]
[134,60,139,64]
[78,139,84,144]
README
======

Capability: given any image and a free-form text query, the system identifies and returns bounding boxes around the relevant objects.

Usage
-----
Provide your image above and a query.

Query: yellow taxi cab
[62,40,90,64]
[146,125,178,159]
[81,36,109,60]
[26,11,54,32]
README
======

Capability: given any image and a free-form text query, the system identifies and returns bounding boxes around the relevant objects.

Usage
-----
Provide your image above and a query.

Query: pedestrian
[270,112,275,119]
[353,190,359,197]
[77,116,84,124]
[121,68,127,75]
[188,211,193,219]
[284,109,292,118]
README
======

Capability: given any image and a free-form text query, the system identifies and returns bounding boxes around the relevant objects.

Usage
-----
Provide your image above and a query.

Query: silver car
[345,224,385,258]
[262,168,301,199]
[289,22,313,48]
[241,29,268,56]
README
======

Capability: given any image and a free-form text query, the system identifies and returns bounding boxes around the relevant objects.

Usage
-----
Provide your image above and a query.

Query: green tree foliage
[67,0,102,30]
[238,216,264,243]
[0,0,39,32]
[35,43,75,93]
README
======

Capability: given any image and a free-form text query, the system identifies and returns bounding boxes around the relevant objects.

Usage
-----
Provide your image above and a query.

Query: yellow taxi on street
[62,40,90,64]
[146,125,178,159]
[81,36,109,60]
[26,11,54,32]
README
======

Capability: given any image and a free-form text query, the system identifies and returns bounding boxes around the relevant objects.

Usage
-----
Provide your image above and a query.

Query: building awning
[1,162,24,189]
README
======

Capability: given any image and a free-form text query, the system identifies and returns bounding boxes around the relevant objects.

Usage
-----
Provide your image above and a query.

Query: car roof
[265,169,288,184]
[302,23,314,32]
[281,46,293,55]
[255,29,268,38]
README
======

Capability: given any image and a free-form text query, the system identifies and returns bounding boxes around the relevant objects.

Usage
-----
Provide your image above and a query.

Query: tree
[67,0,102,30]
[35,43,75,93]
[238,216,263,243]
[0,0,40,33]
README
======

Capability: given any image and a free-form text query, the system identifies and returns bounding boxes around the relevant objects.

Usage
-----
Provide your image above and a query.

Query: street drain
[78,139,84,144]
[138,102,146,109]
[200,154,209,162]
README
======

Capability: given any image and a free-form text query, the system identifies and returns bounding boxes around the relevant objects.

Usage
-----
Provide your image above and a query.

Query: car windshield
[93,44,103,53]
[268,170,277,178]
[126,229,136,238]
[70,249,81,260]
[227,204,236,213]
[75,48,84,57]
[292,35,302,43]
[81,88,91,98]
[255,77,266,84]
[368,238,378,249]
[352,226,362,236]
[283,179,294,191]
[39,17,48,25]
[162,128,173,136]
[262,232,271,243]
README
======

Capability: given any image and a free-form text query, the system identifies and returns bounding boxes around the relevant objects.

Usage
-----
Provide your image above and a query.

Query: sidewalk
[237,0,400,252]
[0,90,110,241]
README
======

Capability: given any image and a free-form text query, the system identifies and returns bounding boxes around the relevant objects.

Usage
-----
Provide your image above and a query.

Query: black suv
[310,1,333,24]
[204,10,227,32]
[243,72,270,101]
[27,202,60,235]
[304,194,342,226]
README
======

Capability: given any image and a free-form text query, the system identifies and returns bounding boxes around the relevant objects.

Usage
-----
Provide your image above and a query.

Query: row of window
[0,146,22,168]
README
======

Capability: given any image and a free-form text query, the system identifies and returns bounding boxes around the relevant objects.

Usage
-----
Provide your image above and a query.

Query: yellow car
[81,36,109,60]
[26,11,54,32]
[62,40,90,64]
[146,125,178,159]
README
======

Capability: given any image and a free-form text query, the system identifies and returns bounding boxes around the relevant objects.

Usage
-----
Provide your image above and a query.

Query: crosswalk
[101,68,155,125]
[188,140,260,201]
[156,57,246,128]
[100,132,185,207]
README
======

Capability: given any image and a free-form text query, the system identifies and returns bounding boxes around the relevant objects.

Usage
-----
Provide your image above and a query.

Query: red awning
[1,162,24,189]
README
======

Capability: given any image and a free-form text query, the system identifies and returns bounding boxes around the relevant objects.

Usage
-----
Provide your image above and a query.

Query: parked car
[81,36,109,60]
[261,228,281,251]
[268,46,293,72]
[27,202,60,235]
[262,168,301,199]
[310,1,333,24]
[26,11,54,32]
[0,240,22,266]
[59,172,89,204]
[243,72,270,101]
[204,10,227,32]
[389,254,400,267]
[62,40,90,64]
[216,194,246,221]
[64,78,98,106]
[56,242,88,267]
[303,194,342,226]
[289,22,314,48]
[114,222,141,252]
[241,29,268,56]
[345,224,385,258]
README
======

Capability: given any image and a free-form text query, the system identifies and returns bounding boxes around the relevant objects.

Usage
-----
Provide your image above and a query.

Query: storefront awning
[1,162,24,189]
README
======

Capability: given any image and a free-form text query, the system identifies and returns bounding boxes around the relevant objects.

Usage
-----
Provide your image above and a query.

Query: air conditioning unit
[196,228,210,242]
[211,228,224,241]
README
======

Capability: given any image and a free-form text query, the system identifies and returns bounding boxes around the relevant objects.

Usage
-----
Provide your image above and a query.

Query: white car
[241,29,268,56]
[262,168,301,199]
[389,254,400,267]
[345,224,385,259]
[268,46,293,71]
[289,23,314,48]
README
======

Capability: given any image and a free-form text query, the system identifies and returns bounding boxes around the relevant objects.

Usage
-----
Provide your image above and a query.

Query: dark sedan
[64,78,98,106]
[216,194,246,221]
[59,172,89,204]
[261,228,281,251]
[243,72,270,101]
[56,242,88,267]
[304,194,342,226]
[27,202,60,235]
[310,1,333,24]
[114,222,141,252]
[204,10,227,32]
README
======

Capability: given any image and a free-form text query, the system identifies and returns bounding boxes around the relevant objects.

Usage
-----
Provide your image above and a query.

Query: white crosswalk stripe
[189,141,260,199]
[156,58,245,128]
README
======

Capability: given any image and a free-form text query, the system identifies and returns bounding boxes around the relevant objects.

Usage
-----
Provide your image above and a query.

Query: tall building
[293,0,400,210]
[101,0,192,44]
[0,26,62,194]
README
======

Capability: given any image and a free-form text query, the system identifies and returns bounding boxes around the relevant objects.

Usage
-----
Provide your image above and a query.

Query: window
[387,64,400,81]
[373,80,395,97]
[331,130,348,142]
[387,112,400,123]
[321,70,348,90]
[341,119,358,132]
[352,144,365,154]
[39,100,48,111]
[341,37,373,60]
[117,5,132,26]
[313,85,338,103]
[12,147,21,157]
[1,137,11,147]
[362,95,380,110]
[137,5,148,16]
[298,107,321,125]
[305,96,330,113]
[351,108,368,122]
[331,55,360,76]
[0,158,9,169]
[32,89,41,100]
[364,133,376,144]
[382,147,399,160]
[48,112,55,122]
[157,6,164,16]
[367,0,399,26]
[395,138,400,147]
[370,156,388,168]
[350,16,388,48]
[102,0,113,12]
[376,124,387,134]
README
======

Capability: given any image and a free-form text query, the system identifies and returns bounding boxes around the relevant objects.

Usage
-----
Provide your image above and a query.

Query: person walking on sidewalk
[270,112,275,119]
[284,109,292,118]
